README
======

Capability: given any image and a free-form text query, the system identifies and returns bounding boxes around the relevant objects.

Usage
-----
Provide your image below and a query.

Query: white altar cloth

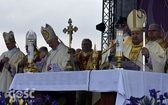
[9,71,90,91]
[9,70,168,105]
[89,70,168,104]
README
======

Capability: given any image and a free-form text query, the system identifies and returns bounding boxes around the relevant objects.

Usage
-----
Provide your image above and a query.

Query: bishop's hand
[1,56,9,63]
[19,57,27,67]
[141,47,149,58]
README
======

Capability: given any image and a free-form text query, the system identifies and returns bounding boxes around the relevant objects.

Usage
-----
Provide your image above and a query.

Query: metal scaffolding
[101,0,136,51]
[101,0,116,51]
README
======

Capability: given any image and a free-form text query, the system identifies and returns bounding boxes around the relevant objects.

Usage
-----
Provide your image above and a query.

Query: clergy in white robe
[40,24,76,105]
[41,24,69,72]
[124,9,166,72]
[0,31,25,94]
[42,43,69,72]
[123,34,166,72]
[101,9,167,73]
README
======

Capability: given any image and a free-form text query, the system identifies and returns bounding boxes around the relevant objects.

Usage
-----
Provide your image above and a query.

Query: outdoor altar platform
[9,70,168,105]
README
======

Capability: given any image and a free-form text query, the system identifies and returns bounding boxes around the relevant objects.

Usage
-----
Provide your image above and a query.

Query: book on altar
[110,56,140,70]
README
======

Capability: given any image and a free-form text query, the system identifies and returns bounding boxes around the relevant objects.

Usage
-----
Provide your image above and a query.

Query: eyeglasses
[148,30,159,32]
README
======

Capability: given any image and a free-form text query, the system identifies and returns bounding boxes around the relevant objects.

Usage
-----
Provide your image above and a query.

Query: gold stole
[129,39,149,60]
[157,38,168,50]
[124,36,132,46]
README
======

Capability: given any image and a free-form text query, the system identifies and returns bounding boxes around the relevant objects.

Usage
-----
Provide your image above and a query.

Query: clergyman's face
[47,37,59,50]
[81,40,92,52]
[131,30,143,45]
[6,41,15,50]
[148,25,160,41]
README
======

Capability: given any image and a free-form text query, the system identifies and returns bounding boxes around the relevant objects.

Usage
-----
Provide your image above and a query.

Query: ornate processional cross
[63,18,78,48]
[63,18,78,71]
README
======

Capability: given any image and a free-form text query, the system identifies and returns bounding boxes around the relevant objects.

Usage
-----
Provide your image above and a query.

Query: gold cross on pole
[63,18,78,71]
[63,18,78,48]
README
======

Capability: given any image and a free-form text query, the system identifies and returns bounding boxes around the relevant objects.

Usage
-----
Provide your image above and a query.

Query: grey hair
[149,23,161,31]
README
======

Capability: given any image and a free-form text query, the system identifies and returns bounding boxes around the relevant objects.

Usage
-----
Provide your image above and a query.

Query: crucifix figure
[63,18,78,48]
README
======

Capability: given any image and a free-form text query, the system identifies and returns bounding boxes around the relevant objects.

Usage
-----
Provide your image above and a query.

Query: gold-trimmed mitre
[127,9,146,31]
[26,30,37,46]
[41,24,57,42]
[3,31,16,43]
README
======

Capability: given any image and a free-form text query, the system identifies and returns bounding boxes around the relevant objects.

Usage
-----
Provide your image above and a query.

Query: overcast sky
[0,0,102,54]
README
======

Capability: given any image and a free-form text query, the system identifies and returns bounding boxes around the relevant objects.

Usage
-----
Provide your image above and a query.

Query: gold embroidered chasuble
[129,39,149,60]
[124,39,166,72]
[77,50,94,70]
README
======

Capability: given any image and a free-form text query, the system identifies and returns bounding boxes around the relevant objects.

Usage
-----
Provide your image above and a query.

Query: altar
[9,70,168,105]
